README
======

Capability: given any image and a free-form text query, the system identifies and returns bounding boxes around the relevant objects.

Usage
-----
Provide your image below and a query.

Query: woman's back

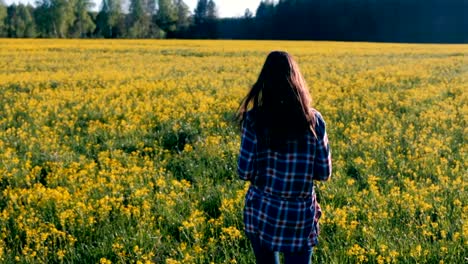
[239,109,330,199]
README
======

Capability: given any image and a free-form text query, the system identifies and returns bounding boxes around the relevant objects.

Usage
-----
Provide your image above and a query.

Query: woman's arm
[313,113,332,181]
[237,113,257,181]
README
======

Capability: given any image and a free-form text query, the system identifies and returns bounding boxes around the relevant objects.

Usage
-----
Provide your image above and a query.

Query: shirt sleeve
[237,113,257,181]
[313,113,332,181]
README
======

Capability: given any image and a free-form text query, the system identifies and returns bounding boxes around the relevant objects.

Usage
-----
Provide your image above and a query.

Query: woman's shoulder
[309,108,326,125]
[309,108,327,137]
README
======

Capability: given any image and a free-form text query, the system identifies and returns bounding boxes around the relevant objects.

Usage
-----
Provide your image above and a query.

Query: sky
[3,0,262,18]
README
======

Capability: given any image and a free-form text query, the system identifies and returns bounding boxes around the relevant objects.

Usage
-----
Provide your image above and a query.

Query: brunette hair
[237,51,316,148]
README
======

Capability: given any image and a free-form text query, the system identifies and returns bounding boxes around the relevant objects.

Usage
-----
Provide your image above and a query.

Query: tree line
[0,0,467,43]
[219,0,468,43]
[0,0,218,38]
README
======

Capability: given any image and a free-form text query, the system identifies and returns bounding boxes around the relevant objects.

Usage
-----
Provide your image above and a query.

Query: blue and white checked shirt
[238,109,331,252]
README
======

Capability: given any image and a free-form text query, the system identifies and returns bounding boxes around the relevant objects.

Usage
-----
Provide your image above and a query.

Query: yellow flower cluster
[0,39,466,263]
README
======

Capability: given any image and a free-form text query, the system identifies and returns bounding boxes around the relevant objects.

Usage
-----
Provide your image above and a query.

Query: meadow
[0,39,466,263]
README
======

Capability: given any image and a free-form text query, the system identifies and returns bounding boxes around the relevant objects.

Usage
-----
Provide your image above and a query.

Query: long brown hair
[237,51,316,148]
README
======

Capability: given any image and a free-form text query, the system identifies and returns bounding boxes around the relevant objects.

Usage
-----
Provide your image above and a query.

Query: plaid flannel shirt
[238,109,331,252]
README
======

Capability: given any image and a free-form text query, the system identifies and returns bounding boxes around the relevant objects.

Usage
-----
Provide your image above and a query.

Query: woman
[237,51,331,264]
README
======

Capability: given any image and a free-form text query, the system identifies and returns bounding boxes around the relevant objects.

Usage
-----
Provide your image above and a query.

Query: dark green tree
[127,0,150,38]
[0,0,6,37]
[193,0,207,26]
[142,0,164,38]
[244,8,253,19]
[34,0,75,38]
[206,0,216,19]
[95,0,123,38]
[19,4,36,37]
[51,0,75,37]
[205,0,218,38]
[145,0,156,15]
[155,0,177,36]
[70,0,95,37]
[192,0,217,38]
[174,0,190,32]
[6,4,19,37]
[6,4,36,37]
[33,0,53,37]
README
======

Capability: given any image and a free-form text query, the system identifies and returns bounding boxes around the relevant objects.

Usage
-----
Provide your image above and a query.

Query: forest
[0,0,467,43]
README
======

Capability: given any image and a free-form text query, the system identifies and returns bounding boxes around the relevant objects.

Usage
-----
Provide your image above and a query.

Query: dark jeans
[247,233,313,264]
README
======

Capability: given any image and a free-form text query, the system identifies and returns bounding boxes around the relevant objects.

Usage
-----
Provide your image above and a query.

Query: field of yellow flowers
[0,39,466,263]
